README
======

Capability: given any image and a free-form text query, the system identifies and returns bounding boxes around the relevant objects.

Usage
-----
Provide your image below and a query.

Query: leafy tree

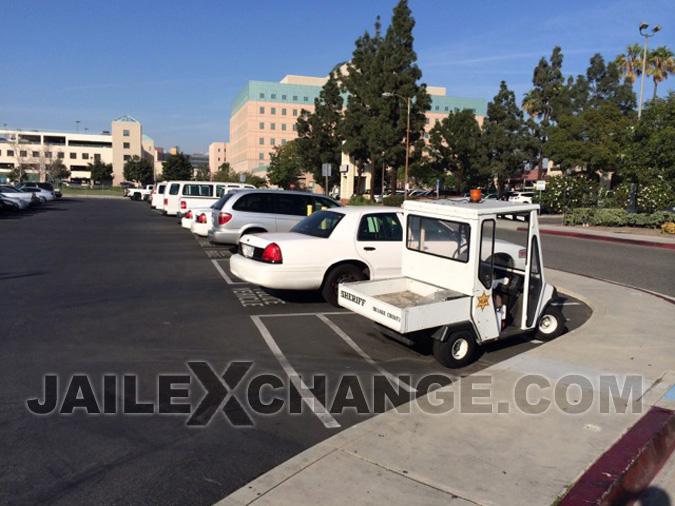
[296,71,344,190]
[622,91,675,185]
[427,108,483,191]
[194,162,211,181]
[482,81,536,193]
[547,55,635,178]
[341,0,430,199]
[161,152,193,181]
[341,17,384,197]
[522,46,566,174]
[88,159,113,184]
[46,158,70,182]
[614,43,643,84]
[123,155,154,185]
[378,0,431,193]
[267,141,303,188]
[646,46,675,99]
[9,166,29,183]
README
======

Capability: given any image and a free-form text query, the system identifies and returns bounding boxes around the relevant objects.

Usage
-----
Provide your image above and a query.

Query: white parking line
[316,314,416,393]
[211,259,248,285]
[550,301,580,306]
[250,315,340,429]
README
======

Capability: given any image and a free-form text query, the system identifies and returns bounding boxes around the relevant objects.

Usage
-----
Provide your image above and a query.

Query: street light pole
[76,120,80,133]
[382,92,411,200]
[638,21,661,118]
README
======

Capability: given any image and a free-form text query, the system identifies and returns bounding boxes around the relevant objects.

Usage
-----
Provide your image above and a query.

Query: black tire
[322,264,366,307]
[536,305,565,340]
[432,330,477,368]
[131,193,141,201]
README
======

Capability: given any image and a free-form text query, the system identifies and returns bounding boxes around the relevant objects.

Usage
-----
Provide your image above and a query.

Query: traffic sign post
[321,163,332,196]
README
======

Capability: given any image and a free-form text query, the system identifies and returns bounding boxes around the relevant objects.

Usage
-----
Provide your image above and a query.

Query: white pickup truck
[338,196,564,368]
[124,184,154,201]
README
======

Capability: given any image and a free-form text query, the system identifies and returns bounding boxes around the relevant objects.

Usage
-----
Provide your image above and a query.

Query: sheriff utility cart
[338,194,565,368]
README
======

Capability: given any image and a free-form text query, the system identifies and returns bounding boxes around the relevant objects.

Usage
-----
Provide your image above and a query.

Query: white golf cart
[338,196,565,368]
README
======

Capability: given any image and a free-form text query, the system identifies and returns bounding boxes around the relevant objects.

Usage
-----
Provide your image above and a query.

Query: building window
[434,118,439,125]
[282,94,287,100]
[425,118,430,125]
[33,151,39,157]
[435,106,439,111]
[281,124,287,131]
[270,123,275,130]
[259,106,265,114]
[58,152,64,159]
[70,153,76,159]
[271,107,276,114]
[123,129,130,136]
[259,122,264,129]
[123,142,130,149]
[445,106,449,111]
[282,108,287,115]
[82,153,89,160]
[292,124,297,132]
[46,152,52,158]
[124,155,131,161]
[271,93,276,99]
[259,138,264,145]
[6,150,12,156]
[292,109,298,116]
[281,139,286,146]
[293,96,298,101]
[270,138,275,146]
[259,153,264,160]
[304,96,309,102]
[20,150,27,157]
[94,154,101,161]
[259,93,265,99]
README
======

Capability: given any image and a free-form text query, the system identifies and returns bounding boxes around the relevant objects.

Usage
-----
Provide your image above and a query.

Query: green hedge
[382,195,405,207]
[347,195,379,206]
[565,208,675,228]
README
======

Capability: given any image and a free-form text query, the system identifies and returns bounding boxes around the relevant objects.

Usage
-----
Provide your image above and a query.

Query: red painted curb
[558,406,675,506]
[531,227,675,249]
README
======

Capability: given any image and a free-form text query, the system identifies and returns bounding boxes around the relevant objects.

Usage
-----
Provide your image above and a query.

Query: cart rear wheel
[432,330,477,368]
[322,264,366,307]
[536,306,565,340]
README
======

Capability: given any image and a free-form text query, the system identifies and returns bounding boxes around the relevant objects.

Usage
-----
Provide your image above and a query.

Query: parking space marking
[251,315,340,429]
[211,259,248,285]
[316,314,416,393]
[551,301,580,306]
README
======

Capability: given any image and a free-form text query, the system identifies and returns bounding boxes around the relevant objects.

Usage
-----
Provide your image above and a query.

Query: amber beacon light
[469,189,482,202]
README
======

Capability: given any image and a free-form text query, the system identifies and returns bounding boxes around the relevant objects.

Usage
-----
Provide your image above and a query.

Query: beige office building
[227,75,486,183]
[209,141,228,174]
[0,115,156,183]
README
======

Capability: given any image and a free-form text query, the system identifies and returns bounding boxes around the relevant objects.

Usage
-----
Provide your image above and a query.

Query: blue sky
[2,0,673,154]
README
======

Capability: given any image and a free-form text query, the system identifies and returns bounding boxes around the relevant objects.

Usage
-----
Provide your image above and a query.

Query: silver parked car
[208,189,342,245]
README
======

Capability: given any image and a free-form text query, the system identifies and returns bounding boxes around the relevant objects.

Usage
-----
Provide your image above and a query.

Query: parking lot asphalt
[0,197,593,505]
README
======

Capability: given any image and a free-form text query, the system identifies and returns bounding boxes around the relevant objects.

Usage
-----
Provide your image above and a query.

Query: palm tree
[646,46,675,98]
[614,43,643,83]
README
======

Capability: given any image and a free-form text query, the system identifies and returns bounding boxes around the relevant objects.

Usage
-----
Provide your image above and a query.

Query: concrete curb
[558,405,675,505]
[519,226,675,249]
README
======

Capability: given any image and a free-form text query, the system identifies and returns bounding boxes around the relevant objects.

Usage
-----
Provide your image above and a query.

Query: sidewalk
[216,269,675,506]
[536,223,675,249]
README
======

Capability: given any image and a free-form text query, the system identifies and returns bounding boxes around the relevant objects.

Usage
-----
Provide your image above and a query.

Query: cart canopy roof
[402,198,539,220]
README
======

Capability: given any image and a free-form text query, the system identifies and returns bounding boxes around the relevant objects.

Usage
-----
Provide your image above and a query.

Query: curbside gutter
[517,226,675,249]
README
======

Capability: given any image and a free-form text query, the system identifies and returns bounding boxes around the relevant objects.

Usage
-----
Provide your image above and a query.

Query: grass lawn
[60,185,125,197]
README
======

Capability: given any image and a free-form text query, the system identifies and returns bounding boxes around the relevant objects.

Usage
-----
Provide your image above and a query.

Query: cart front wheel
[536,306,565,340]
[433,330,476,368]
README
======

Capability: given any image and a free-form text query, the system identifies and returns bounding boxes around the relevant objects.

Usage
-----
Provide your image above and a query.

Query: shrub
[382,195,405,207]
[348,195,378,206]
[535,176,602,214]
[661,222,675,235]
[565,208,675,228]
[610,180,675,213]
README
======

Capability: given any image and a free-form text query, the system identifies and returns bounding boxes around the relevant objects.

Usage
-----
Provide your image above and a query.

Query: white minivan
[163,181,255,217]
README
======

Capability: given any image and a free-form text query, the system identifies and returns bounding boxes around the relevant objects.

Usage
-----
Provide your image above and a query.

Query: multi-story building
[0,115,156,183]
[227,74,487,184]
[209,141,228,174]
